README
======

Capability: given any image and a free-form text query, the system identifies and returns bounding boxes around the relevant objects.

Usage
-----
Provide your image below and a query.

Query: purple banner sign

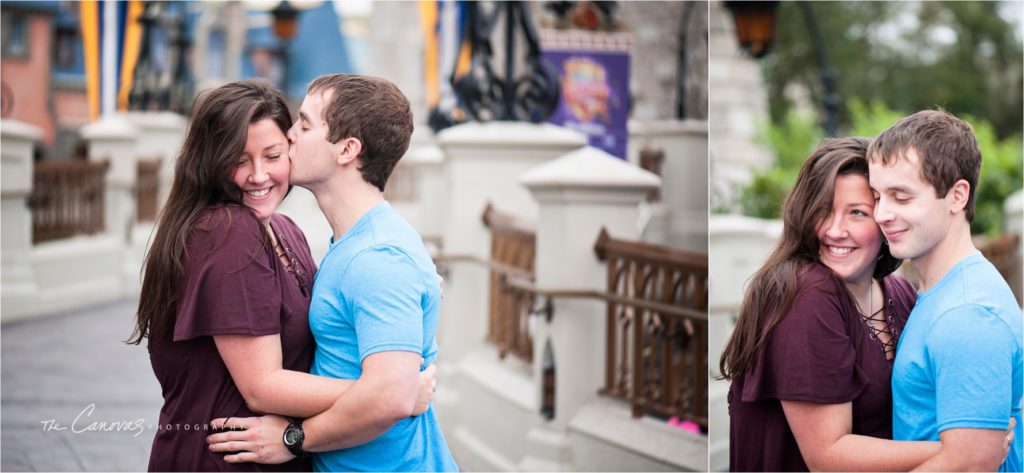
[543,49,631,159]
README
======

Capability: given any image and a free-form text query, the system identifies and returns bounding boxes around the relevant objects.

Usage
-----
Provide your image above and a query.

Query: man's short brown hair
[866,109,982,222]
[308,74,414,192]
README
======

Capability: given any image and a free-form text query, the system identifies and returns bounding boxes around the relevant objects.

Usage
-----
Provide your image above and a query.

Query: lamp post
[723,1,778,59]
[128,1,193,113]
[169,4,195,115]
[270,1,299,95]
[724,1,839,137]
[128,2,158,110]
[797,2,839,137]
[676,0,698,119]
[451,1,561,124]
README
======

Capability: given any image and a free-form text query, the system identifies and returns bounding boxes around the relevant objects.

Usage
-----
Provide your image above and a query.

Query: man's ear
[336,137,363,167]
[947,178,970,215]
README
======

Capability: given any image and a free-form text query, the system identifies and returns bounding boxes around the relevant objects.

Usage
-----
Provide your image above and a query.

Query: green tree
[762,1,1023,139]
[742,99,1023,236]
[738,110,820,218]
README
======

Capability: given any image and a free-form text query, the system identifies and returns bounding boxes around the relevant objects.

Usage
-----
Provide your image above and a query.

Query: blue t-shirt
[308,202,458,472]
[892,252,1023,472]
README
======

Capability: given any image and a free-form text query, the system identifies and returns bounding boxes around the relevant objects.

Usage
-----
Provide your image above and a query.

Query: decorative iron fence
[595,228,708,428]
[136,158,161,222]
[481,203,537,362]
[29,160,109,243]
[457,204,709,426]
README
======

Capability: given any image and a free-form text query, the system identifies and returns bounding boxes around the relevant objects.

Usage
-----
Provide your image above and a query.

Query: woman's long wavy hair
[718,137,902,380]
[127,79,292,347]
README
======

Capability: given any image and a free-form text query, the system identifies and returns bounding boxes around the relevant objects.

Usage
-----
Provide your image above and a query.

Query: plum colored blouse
[728,263,916,472]
[147,206,317,472]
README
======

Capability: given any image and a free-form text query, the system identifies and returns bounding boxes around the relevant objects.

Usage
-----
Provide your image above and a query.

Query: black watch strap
[283,419,307,457]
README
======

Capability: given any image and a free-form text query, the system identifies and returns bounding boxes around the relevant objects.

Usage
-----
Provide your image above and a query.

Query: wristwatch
[282,419,307,457]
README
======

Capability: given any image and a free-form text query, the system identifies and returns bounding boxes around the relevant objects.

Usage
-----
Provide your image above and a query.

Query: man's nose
[874,198,894,224]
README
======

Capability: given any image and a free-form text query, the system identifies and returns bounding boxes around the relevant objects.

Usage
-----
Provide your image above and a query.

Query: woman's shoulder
[795,262,844,299]
[760,261,849,329]
[189,205,264,250]
[269,213,311,243]
[194,205,261,233]
[269,212,300,231]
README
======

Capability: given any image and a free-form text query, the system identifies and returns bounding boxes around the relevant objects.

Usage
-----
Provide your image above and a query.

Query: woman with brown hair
[127,79,434,471]
[719,137,940,471]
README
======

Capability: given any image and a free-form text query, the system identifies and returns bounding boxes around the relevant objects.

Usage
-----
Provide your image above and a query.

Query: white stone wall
[367,2,428,125]
[707,214,783,471]
[1,113,187,322]
[631,119,709,252]
[432,132,707,471]
[708,1,772,212]
[1,119,139,322]
[1,120,42,320]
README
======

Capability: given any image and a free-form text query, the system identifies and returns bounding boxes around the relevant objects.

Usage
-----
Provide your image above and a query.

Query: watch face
[284,428,299,445]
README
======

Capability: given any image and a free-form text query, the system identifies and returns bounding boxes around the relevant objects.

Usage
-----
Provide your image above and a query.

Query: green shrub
[740,99,1023,235]
[737,110,820,219]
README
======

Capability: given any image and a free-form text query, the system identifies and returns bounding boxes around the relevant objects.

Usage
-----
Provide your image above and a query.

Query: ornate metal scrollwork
[129,1,194,114]
[450,1,561,125]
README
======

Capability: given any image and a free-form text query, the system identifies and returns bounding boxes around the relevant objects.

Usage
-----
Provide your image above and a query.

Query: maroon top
[728,263,916,472]
[147,206,317,472]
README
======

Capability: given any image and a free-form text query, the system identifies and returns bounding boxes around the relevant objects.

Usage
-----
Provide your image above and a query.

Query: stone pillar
[405,135,446,243]
[1,120,42,319]
[435,122,585,363]
[709,0,772,211]
[1004,190,1023,306]
[707,214,782,470]
[81,116,139,242]
[521,146,659,434]
[631,119,709,252]
[126,111,186,212]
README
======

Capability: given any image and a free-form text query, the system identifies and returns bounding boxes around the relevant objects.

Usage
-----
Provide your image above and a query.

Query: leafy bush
[740,99,1023,235]
[737,110,820,219]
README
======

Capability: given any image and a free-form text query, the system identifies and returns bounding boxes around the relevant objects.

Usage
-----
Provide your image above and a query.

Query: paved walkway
[2,297,162,471]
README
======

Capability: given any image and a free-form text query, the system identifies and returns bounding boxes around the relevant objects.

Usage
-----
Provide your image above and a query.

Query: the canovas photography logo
[39,403,215,438]
[40,404,148,437]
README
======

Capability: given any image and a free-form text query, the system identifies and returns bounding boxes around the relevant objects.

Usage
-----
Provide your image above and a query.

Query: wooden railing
[481,203,537,362]
[979,233,1022,302]
[383,162,416,203]
[595,228,708,428]
[453,203,708,426]
[136,158,161,222]
[638,147,665,203]
[29,160,109,243]
[979,233,1020,280]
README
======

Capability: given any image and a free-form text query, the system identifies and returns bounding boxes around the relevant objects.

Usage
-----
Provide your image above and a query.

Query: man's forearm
[301,374,414,452]
[823,435,938,471]
[912,447,1003,472]
[911,428,1007,472]
[912,450,978,472]
[252,370,353,418]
